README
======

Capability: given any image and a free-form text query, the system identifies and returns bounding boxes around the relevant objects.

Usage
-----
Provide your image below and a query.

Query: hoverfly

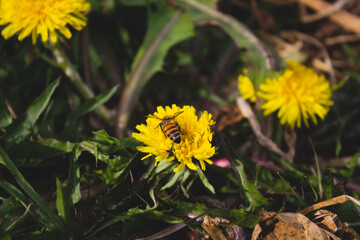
[146,111,184,144]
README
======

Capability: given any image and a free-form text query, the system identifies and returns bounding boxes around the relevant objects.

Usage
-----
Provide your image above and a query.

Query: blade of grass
[306,177,319,202]
[309,138,324,200]
[0,146,65,232]
[0,179,30,206]
[4,203,33,233]
[277,172,307,209]
[0,179,42,223]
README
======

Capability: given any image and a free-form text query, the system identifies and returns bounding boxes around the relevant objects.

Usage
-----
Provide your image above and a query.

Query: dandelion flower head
[238,71,257,102]
[258,60,333,128]
[132,104,215,172]
[0,0,90,44]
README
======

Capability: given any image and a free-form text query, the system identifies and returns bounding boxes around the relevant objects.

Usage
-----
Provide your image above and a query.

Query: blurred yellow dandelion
[238,74,257,102]
[132,104,215,172]
[258,60,333,128]
[0,0,90,44]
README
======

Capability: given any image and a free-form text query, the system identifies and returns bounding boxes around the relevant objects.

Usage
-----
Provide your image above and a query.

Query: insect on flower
[133,105,215,172]
[146,111,184,144]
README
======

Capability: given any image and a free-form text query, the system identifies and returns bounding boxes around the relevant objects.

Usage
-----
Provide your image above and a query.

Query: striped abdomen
[160,118,181,144]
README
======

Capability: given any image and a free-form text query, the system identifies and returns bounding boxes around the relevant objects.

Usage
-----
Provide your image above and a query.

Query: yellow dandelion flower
[258,60,333,128]
[238,74,257,102]
[132,104,216,172]
[0,0,90,44]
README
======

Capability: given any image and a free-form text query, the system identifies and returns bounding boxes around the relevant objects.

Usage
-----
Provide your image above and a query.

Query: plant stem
[47,42,113,123]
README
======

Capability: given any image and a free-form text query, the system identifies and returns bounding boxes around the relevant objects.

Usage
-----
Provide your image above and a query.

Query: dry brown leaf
[300,195,360,239]
[253,195,360,239]
[213,104,244,132]
[257,30,307,62]
[299,195,360,215]
[300,0,350,23]
[201,215,227,240]
[312,209,360,239]
[298,0,360,35]
[251,210,330,240]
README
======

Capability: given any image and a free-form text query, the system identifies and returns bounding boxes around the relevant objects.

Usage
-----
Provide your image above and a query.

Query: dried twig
[300,195,360,215]
[201,216,227,240]
[300,0,350,23]
[298,0,360,35]
[236,97,293,163]
[283,128,296,163]
[325,34,360,46]
[135,223,187,240]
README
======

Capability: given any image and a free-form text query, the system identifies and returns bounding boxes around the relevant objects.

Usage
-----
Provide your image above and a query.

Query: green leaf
[0,179,30,206]
[208,208,258,228]
[0,196,22,232]
[161,171,184,191]
[163,199,258,228]
[66,86,117,123]
[335,120,346,157]
[65,85,118,140]
[180,169,191,198]
[177,0,270,82]
[55,177,69,224]
[17,231,68,240]
[66,144,82,205]
[331,153,359,177]
[324,175,338,200]
[197,167,215,194]
[163,199,208,212]
[3,202,33,234]
[0,146,65,232]
[342,43,360,67]
[0,89,13,128]
[219,134,268,211]
[90,129,134,155]
[148,159,176,182]
[9,138,75,166]
[4,78,60,149]
[131,5,194,82]
[55,145,81,225]
[117,3,195,134]
[85,141,140,184]
[88,207,164,238]
[163,199,208,214]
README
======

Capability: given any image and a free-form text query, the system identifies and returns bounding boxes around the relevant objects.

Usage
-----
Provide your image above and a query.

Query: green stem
[47,43,112,122]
